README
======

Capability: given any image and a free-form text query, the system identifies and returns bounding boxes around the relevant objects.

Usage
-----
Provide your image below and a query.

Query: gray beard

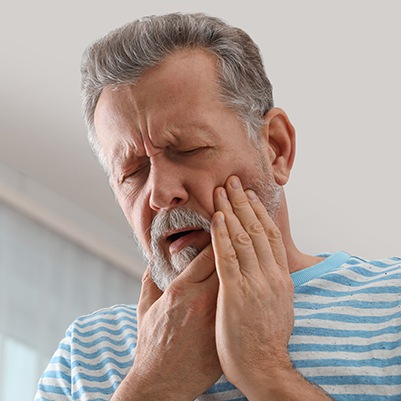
[133,163,282,291]
[134,208,211,291]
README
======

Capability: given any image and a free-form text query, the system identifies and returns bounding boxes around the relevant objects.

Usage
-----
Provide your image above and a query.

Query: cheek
[224,159,265,191]
[239,168,262,188]
[188,172,223,217]
[113,185,152,239]
[131,196,153,244]
[130,198,156,257]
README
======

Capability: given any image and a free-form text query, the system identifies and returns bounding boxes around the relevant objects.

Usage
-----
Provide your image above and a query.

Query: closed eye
[178,146,214,157]
[123,164,150,181]
[181,148,202,155]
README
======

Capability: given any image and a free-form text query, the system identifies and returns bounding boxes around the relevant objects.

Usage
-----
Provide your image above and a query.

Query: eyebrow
[166,123,215,143]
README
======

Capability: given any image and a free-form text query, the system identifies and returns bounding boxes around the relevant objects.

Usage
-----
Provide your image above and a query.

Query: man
[35,13,401,401]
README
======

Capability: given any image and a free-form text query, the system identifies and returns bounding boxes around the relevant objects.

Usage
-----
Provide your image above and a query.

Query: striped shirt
[35,252,401,400]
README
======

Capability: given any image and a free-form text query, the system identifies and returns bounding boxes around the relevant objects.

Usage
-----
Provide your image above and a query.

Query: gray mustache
[150,208,211,245]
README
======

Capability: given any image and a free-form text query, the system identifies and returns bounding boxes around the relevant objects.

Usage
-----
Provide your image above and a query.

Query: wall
[0,201,142,400]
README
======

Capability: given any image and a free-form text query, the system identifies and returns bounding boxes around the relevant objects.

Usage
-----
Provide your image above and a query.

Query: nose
[148,160,189,211]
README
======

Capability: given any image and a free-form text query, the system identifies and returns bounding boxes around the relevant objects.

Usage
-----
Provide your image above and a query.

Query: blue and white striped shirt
[35,252,401,400]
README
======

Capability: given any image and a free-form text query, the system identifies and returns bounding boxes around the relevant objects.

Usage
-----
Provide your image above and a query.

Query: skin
[94,49,332,400]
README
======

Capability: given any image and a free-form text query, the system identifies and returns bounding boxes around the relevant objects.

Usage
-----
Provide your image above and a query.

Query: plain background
[1,0,400,279]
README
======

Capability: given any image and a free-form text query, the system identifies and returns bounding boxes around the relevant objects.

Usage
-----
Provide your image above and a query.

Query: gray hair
[81,12,274,172]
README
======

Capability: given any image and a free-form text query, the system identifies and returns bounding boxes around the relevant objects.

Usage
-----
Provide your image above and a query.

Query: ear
[260,107,296,186]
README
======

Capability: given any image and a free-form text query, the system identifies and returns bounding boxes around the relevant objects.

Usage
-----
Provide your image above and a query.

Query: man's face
[94,50,281,289]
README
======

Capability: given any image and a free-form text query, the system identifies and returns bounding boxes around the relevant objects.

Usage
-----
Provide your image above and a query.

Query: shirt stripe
[35,253,401,400]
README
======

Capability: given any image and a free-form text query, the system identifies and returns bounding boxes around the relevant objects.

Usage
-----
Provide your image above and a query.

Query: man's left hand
[211,175,295,397]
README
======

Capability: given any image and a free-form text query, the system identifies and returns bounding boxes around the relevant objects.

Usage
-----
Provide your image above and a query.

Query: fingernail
[230,176,241,189]
[220,188,228,199]
[215,211,225,222]
[246,189,257,201]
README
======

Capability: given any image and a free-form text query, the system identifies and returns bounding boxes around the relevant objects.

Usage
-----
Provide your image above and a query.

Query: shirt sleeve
[34,325,73,401]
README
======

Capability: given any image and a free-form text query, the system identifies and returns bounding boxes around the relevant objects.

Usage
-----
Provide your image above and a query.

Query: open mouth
[167,229,199,244]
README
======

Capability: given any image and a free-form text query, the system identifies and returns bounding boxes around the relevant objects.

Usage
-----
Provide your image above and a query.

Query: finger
[211,211,241,284]
[177,243,217,285]
[224,176,277,269]
[137,267,163,322]
[214,185,260,273]
[214,178,272,274]
[218,176,256,227]
[245,189,288,270]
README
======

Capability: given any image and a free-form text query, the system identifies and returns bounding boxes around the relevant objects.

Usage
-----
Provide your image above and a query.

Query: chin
[149,245,201,291]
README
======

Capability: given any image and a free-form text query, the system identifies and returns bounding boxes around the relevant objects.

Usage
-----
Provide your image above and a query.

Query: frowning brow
[162,123,216,145]
[113,122,216,165]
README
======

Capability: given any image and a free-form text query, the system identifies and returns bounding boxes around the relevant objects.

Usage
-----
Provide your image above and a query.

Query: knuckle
[233,197,249,210]
[266,225,283,241]
[235,232,252,245]
[221,249,238,264]
[247,221,265,235]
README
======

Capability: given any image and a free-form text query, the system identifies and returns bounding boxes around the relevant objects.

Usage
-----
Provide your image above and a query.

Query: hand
[114,244,222,401]
[211,175,295,397]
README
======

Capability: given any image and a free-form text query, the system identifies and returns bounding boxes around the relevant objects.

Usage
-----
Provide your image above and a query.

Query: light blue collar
[291,251,351,288]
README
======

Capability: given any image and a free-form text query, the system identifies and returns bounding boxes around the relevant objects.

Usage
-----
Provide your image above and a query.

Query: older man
[36,13,401,401]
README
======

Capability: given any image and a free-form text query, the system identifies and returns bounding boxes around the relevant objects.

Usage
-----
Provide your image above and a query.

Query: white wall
[0,161,144,277]
[0,201,142,400]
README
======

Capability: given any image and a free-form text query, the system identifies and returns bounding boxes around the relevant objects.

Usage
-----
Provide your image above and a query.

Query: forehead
[93,49,238,151]
[95,49,221,118]
[135,49,222,107]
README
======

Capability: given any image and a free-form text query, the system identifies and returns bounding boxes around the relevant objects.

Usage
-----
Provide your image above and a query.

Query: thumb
[178,243,216,285]
[137,267,163,323]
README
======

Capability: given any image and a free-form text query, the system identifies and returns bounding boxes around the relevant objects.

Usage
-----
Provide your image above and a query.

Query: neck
[274,193,324,274]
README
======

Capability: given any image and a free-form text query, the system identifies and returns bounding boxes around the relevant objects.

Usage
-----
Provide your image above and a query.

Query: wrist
[238,364,333,401]
[112,367,191,401]
[238,357,294,400]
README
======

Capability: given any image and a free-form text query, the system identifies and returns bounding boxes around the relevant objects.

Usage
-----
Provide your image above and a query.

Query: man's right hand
[111,244,222,401]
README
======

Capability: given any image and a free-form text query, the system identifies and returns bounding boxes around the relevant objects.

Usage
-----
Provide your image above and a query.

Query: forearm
[110,369,191,401]
[241,365,334,401]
